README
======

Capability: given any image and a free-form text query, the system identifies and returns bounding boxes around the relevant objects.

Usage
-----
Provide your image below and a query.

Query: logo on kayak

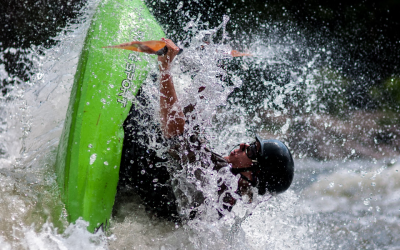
[117,53,138,107]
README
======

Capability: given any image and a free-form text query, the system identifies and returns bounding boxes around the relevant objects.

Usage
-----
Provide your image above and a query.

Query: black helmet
[254,135,294,195]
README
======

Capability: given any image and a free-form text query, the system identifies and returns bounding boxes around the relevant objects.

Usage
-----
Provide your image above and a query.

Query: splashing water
[1,0,400,249]
[113,16,316,249]
[0,0,107,248]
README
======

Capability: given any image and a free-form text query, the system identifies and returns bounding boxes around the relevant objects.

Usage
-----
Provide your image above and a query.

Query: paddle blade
[230,50,252,57]
[103,40,166,54]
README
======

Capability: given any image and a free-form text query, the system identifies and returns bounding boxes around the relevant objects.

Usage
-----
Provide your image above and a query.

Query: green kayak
[55,0,165,232]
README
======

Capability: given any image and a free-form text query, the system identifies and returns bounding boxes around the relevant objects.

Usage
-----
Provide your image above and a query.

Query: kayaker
[117,39,294,222]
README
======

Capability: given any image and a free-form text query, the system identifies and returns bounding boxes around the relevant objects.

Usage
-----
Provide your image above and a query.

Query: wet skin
[224,144,254,180]
[224,141,261,182]
[158,38,185,138]
[222,142,261,202]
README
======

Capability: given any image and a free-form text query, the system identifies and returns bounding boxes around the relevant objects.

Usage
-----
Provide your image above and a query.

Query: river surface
[0,0,400,249]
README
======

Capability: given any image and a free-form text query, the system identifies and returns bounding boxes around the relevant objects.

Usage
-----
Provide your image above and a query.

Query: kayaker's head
[225,135,294,196]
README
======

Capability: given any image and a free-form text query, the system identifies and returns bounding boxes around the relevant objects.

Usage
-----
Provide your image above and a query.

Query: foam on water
[109,191,314,249]
[301,159,400,217]
[0,0,106,248]
[295,158,400,248]
[0,0,399,249]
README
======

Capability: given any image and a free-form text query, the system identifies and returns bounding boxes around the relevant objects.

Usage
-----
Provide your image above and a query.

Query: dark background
[0,0,86,94]
[1,0,400,109]
[147,0,400,112]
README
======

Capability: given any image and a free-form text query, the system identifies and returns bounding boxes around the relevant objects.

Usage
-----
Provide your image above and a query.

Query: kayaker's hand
[158,38,180,72]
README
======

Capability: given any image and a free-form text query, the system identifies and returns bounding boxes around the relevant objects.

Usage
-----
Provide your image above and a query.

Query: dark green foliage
[371,76,400,112]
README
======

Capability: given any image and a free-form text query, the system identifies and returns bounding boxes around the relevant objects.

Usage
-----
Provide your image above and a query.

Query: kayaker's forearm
[157,38,185,138]
[160,72,185,138]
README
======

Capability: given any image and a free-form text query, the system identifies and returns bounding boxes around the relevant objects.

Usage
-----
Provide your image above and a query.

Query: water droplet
[101,98,106,104]
[153,178,158,182]
[107,147,110,151]
[141,170,146,175]
[175,1,183,11]
[104,161,108,165]
[371,182,376,186]
[88,144,93,148]
[90,154,97,165]
[86,102,90,105]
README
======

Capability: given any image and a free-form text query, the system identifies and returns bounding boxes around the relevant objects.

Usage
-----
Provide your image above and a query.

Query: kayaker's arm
[158,39,185,138]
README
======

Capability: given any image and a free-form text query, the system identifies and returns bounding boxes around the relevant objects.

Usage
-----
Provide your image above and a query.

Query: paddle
[103,40,251,57]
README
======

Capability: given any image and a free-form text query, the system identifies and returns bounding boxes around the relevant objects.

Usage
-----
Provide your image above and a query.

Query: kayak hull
[55,0,165,232]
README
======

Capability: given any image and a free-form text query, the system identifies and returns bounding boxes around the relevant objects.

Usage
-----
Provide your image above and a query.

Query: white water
[1,0,400,249]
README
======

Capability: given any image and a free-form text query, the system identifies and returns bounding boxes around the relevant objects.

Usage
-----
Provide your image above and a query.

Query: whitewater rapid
[0,0,400,249]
